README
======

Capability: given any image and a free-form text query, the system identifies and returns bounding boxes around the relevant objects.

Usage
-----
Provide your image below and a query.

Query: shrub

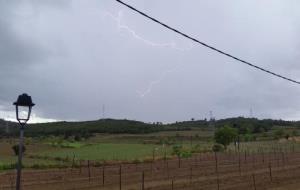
[94,161,103,167]
[273,129,285,139]
[74,135,81,141]
[0,163,17,170]
[214,126,238,149]
[212,144,224,152]
[262,132,268,137]
[285,133,290,140]
[12,144,26,156]
[292,130,298,137]
[191,144,202,153]
[132,158,142,164]
[180,149,192,158]
[243,134,256,142]
[172,144,183,157]
[172,145,192,158]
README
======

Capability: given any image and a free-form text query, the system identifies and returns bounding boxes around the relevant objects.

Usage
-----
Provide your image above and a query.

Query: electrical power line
[115,0,300,85]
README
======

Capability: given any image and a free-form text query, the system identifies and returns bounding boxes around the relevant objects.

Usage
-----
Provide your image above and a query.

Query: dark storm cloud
[1,0,300,122]
[0,0,71,118]
[0,20,41,71]
[0,0,71,70]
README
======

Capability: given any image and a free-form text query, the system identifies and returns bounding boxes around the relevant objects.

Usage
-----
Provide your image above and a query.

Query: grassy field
[37,143,172,161]
[0,142,170,168]
[1,127,300,170]
[0,129,212,169]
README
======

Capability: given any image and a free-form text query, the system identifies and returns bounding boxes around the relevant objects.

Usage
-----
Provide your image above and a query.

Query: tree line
[0,117,299,138]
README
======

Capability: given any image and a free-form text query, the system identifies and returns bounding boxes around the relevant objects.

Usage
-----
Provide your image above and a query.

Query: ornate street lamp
[13,93,35,190]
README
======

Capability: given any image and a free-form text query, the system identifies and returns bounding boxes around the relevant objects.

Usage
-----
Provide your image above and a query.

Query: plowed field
[1,151,300,190]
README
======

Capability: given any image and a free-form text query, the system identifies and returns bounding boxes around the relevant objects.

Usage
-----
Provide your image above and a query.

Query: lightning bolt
[103,11,193,51]
[103,11,193,98]
[136,65,181,97]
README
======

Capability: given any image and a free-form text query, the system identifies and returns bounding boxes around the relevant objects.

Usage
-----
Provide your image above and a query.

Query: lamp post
[13,93,35,190]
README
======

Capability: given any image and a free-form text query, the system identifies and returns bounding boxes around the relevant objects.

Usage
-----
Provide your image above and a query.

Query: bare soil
[1,151,300,190]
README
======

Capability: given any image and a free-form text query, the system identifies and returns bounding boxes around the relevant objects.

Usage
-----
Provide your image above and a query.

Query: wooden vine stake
[119,165,122,190]
[252,173,257,190]
[141,171,145,190]
[238,151,241,175]
[214,152,220,190]
[102,165,105,186]
[269,163,273,182]
[88,160,91,182]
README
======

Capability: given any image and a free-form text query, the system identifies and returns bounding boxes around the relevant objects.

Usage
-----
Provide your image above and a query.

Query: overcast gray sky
[1,0,300,123]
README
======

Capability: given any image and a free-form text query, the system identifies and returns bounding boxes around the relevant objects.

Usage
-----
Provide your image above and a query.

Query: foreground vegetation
[0,117,300,170]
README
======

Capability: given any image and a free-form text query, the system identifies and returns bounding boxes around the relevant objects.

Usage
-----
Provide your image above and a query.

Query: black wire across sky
[115,0,300,85]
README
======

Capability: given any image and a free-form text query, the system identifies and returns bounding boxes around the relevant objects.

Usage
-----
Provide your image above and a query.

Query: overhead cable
[116,0,300,85]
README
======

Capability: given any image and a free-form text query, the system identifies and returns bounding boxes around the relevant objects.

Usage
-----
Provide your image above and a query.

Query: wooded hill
[0,117,298,138]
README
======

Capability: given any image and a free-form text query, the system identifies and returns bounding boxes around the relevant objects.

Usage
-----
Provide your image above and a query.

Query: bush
[0,163,17,170]
[243,134,256,142]
[292,130,298,137]
[212,144,224,152]
[180,149,192,158]
[285,133,290,140]
[273,129,285,139]
[132,159,142,164]
[172,144,183,157]
[214,126,238,149]
[12,144,26,156]
[172,145,192,158]
[191,144,202,153]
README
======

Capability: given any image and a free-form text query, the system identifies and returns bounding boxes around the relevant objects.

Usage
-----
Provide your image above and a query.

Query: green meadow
[1,124,300,170]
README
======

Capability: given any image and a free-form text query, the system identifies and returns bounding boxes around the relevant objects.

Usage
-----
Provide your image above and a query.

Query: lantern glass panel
[16,105,31,121]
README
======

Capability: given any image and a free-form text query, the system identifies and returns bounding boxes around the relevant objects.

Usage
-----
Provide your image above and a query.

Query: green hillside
[0,117,299,138]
